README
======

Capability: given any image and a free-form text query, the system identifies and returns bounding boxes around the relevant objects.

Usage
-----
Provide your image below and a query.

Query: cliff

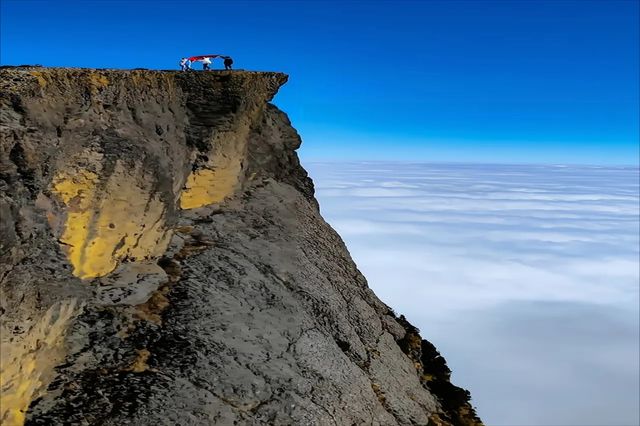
[0,67,481,426]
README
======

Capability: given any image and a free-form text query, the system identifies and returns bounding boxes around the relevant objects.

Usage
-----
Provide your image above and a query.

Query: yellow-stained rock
[0,301,80,426]
[52,162,171,279]
[180,166,240,209]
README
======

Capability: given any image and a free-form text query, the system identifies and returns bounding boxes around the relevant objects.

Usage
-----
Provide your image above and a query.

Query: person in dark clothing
[223,56,233,70]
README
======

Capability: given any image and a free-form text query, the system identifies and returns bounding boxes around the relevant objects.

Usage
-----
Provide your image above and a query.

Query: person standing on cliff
[202,57,212,71]
[179,58,189,71]
[223,56,233,70]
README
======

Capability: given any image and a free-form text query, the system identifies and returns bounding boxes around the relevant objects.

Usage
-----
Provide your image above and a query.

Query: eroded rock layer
[0,67,481,426]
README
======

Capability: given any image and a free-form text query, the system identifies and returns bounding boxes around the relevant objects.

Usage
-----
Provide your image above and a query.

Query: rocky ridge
[0,67,481,426]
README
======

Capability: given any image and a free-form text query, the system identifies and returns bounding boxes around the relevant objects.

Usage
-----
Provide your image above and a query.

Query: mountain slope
[0,67,481,426]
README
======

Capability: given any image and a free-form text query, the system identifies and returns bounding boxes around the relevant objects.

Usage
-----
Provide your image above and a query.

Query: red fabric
[188,55,220,62]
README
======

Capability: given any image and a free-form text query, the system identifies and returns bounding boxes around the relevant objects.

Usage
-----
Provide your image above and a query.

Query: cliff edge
[0,67,481,426]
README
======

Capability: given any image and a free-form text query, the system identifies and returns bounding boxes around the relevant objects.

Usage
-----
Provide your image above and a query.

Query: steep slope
[0,67,481,426]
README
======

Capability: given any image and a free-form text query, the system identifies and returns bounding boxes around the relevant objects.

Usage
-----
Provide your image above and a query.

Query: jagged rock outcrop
[0,67,481,426]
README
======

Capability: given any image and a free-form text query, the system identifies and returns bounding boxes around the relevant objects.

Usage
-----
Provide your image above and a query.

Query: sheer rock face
[0,67,481,426]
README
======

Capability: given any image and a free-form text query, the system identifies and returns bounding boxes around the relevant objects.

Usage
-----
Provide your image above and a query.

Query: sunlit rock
[52,162,171,279]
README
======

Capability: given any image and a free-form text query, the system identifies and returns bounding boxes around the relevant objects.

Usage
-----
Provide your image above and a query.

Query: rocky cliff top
[0,67,480,426]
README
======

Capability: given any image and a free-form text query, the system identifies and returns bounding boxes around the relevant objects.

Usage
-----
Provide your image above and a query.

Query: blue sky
[1,0,638,164]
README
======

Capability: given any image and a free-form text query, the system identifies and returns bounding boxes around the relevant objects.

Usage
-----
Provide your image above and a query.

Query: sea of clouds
[306,162,639,426]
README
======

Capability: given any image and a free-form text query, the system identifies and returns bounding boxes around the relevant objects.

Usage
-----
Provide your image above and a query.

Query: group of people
[180,55,233,71]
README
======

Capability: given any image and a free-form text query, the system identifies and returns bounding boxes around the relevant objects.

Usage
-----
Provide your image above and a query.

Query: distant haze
[308,162,640,426]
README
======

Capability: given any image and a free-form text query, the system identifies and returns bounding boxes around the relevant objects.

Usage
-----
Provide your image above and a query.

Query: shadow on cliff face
[394,314,482,426]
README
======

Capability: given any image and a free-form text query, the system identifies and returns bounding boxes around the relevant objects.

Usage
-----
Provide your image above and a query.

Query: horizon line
[302,159,640,168]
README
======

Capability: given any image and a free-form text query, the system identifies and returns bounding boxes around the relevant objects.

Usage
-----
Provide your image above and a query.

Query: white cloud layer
[307,162,640,426]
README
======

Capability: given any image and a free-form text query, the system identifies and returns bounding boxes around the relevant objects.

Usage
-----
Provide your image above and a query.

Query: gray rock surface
[0,67,481,426]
